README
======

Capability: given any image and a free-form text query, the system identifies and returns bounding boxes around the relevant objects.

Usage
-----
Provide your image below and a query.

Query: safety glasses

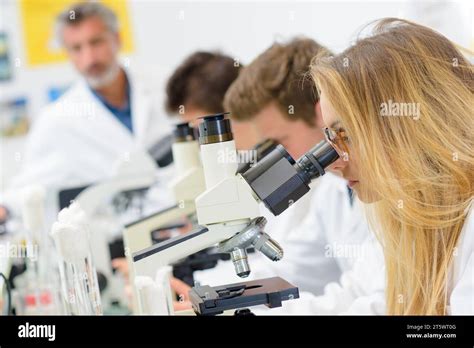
[323,127,350,159]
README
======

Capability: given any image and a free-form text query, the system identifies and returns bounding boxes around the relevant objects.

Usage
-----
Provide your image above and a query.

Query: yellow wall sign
[20,0,134,66]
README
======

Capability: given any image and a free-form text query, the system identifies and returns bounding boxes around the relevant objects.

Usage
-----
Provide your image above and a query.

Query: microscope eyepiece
[173,122,196,142]
[295,140,339,183]
[198,112,233,145]
[241,140,339,216]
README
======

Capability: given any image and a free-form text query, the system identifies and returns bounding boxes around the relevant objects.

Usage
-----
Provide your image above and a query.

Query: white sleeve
[449,207,474,315]
[245,210,342,296]
[253,236,386,315]
[1,113,75,216]
[449,252,474,314]
[14,122,72,185]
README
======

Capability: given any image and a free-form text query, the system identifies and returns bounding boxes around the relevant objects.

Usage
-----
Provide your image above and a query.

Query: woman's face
[319,90,380,203]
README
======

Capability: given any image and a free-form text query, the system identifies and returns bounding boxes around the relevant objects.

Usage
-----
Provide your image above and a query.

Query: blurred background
[0,0,472,189]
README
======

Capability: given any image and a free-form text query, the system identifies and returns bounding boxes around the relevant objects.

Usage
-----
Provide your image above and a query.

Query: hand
[112,257,129,279]
[177,220,193,235]
[111,258,134,310]
[170,277,192,311]
[0,205,8,224]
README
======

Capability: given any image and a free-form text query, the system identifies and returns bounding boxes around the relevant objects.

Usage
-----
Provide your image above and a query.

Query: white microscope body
[132,140,260,278]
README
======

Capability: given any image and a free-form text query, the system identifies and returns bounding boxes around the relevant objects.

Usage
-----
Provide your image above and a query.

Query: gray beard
[85,62,121,89]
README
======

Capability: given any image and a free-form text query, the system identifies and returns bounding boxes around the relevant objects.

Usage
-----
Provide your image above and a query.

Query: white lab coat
[194,172,372,296]
[448,203,474,315]
[2,69,172,222]
[260,203,474,315]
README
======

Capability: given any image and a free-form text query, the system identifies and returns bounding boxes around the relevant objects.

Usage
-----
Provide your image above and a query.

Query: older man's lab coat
[2,69,172,220]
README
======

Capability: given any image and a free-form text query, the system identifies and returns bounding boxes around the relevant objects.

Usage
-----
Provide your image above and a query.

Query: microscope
[132,113,340,315]
[123,122,278,312]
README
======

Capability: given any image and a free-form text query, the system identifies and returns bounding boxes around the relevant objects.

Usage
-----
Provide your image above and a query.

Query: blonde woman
[309,18,473,315]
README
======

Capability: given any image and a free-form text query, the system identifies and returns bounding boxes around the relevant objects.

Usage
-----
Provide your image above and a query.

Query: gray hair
[54,2,119,45]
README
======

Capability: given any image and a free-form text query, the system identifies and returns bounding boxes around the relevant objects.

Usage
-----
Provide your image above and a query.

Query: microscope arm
[75,174,155,217]
[75,151,157,216]
[123,154,205,258]
[129,170,267,314]
[123,202,195,313]
[123,203,195,257]
[132,222,249,279]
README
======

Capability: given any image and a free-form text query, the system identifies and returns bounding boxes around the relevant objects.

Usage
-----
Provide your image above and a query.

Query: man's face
[229,120,259,150]
[62,16,120,88]
[252,102,324,159]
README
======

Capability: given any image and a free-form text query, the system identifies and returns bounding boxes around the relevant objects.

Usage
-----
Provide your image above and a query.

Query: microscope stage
[189,276,299,315]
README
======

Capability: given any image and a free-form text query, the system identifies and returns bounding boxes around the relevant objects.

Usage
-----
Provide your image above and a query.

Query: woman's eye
[338,130,350,143]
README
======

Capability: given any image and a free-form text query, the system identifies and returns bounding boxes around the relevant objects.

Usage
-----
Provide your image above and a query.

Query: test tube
[51,203,103,315]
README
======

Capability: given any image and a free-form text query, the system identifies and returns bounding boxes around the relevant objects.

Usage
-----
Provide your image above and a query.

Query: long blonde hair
[311,18,474,314]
